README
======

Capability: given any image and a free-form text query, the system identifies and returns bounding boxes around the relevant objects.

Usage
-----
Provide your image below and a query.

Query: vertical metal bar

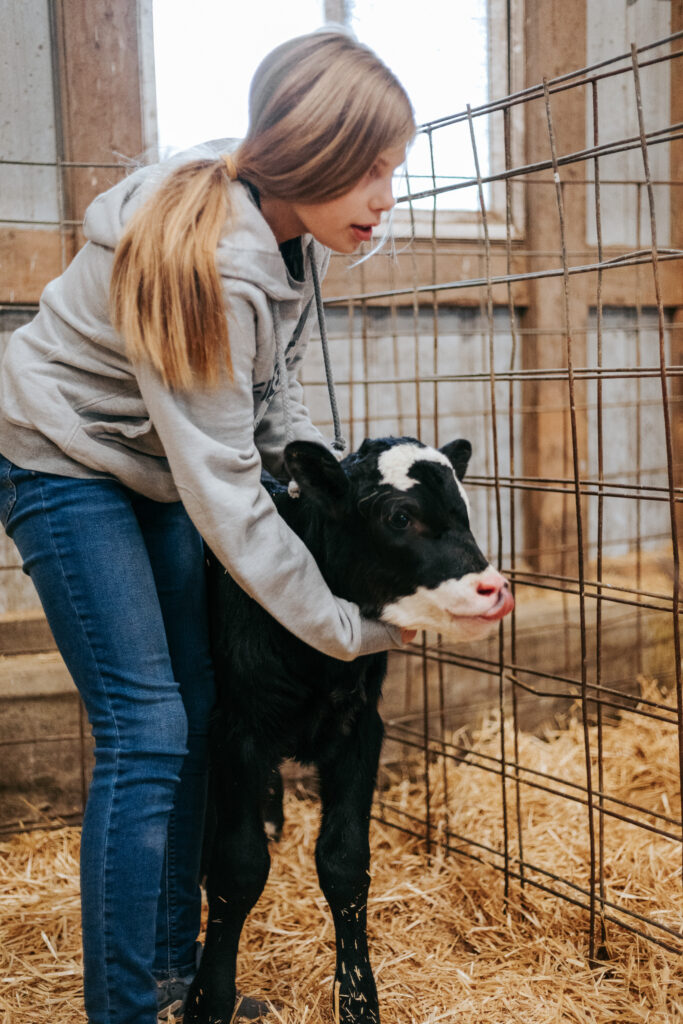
[421,634,432,855]
[467,102,510,898]
[47,0,70,271]
[408,135,430,442]
[630,43,683,886]
[591,77,609,959]
[403,142,419,444]
[388,278,405,436]
[428,129,440,447]
[49,0,86,823]
[504,103,525,891]
[436,657,450,851]
[542,78,597,959]
[426,125,450,841]
[360,261,370,440]
[634,183,645,676]
[347,299,356,449]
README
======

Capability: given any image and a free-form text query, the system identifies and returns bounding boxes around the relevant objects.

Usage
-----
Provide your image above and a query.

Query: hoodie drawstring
[271,301,293,449]
[272,241,347,456]
[308,242,346,455]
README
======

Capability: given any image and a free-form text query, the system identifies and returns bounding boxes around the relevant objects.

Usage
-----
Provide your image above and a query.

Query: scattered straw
[1,680,681,1023]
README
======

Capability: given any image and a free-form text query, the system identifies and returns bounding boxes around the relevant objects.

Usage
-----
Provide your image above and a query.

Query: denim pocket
[0,456,17,529]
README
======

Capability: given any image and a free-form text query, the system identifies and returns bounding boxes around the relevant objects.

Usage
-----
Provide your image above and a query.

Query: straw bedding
[1,679,681,1024]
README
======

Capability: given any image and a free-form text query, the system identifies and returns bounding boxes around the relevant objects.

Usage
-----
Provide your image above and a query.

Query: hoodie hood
[82,140,327,303]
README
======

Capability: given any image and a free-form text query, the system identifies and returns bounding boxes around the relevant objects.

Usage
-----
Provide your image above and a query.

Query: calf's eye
[388,509,411,530]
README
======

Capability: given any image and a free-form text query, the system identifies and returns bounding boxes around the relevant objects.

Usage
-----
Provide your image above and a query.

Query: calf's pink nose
[476,567,508,598]
[475,567,514,619]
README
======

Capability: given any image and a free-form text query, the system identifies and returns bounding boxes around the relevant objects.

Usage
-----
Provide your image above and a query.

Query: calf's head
[284,437,513,643]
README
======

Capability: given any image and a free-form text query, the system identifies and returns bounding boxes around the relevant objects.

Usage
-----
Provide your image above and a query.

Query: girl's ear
[439,439,472,481]
[284,441,349,512]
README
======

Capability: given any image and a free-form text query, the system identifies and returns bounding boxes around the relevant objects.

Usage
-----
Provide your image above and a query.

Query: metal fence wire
[299,31,683,961]
[0,30,682,963]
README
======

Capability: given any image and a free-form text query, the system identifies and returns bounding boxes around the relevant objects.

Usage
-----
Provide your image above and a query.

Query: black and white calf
[185,437,513,1024]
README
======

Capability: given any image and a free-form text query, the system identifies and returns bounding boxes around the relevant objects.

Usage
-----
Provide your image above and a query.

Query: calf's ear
[284,441,349,510]
[440,439,472,481]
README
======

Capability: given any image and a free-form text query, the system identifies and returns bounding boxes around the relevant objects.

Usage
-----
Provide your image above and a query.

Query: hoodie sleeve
[134,289,400,662]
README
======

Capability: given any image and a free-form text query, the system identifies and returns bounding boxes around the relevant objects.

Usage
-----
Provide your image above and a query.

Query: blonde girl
[0,29,415,1024]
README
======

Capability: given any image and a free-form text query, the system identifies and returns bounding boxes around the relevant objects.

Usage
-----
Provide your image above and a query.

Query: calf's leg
[184,743,271,1024]
[315,710,384,1023]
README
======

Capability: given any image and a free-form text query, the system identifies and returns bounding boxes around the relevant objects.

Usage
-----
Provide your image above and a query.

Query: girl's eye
[388,509,411,531]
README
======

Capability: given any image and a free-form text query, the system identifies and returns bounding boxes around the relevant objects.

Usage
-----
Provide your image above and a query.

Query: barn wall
[1,2,682,829]
[586,0,671,247]
[0,1,59,231]
[0,0,155,303]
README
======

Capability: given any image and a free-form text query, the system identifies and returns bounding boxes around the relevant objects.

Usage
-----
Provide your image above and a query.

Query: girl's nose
[374,182,396,214]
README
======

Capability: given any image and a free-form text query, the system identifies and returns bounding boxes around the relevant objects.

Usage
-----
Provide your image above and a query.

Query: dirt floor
[1,679,681,1024]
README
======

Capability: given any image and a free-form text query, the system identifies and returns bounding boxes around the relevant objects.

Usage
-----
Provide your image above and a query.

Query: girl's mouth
[351,224,373,243]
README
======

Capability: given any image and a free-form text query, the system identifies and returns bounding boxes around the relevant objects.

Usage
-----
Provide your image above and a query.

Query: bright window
[151,0,520,228]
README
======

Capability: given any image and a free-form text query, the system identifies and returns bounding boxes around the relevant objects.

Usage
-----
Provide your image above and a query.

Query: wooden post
[50,0,150,252]
[521,1,589,576]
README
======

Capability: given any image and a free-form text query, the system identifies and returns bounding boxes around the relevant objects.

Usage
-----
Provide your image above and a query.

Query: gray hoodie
[0,146,400,661]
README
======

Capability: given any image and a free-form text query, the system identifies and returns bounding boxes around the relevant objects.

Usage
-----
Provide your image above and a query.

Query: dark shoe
[158,979,274,1023]
[234,992,276,1020]
[157,975,194,1021]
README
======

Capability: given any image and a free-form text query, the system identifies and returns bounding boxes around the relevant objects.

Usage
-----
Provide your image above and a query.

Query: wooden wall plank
[52,0,146,241]
[0,230,64,304]
[521,0,588,574]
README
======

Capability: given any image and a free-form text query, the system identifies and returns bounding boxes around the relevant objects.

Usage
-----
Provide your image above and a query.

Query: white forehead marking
[377,443,470,513]
[377,444,450,491]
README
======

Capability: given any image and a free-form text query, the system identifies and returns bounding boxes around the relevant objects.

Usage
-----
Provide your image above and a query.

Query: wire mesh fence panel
[1,19,681,962]
[301,32,683,959]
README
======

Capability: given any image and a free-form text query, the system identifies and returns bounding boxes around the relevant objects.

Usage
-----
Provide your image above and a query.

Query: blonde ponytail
[110,31,413,392]
[111,158,235,390]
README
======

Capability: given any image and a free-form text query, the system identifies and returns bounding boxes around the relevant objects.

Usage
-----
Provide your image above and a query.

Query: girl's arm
[135,292,399,662]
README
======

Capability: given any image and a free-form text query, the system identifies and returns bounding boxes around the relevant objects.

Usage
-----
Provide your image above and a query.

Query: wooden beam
[521,0,588,574]
[52,0,145,229]
[0,612,56,656]
[0,230,64,304]
[323,240,530,308]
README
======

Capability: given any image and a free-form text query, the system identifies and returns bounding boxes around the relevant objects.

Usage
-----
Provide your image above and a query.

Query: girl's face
[290,143,407,254]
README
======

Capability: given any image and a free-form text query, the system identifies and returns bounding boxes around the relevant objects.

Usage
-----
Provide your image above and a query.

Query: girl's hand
[400,628,417,644]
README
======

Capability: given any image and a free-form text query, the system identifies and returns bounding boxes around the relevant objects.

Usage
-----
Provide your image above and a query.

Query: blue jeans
[0,456,216,1024]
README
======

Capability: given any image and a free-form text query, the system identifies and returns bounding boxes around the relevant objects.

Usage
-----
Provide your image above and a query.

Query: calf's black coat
[185,436,488,1024]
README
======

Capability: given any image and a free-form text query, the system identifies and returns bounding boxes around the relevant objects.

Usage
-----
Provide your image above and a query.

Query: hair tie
[221,153,238,180]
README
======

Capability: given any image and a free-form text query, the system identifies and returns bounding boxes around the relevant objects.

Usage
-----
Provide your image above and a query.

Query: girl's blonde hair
[111,30,415,390]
